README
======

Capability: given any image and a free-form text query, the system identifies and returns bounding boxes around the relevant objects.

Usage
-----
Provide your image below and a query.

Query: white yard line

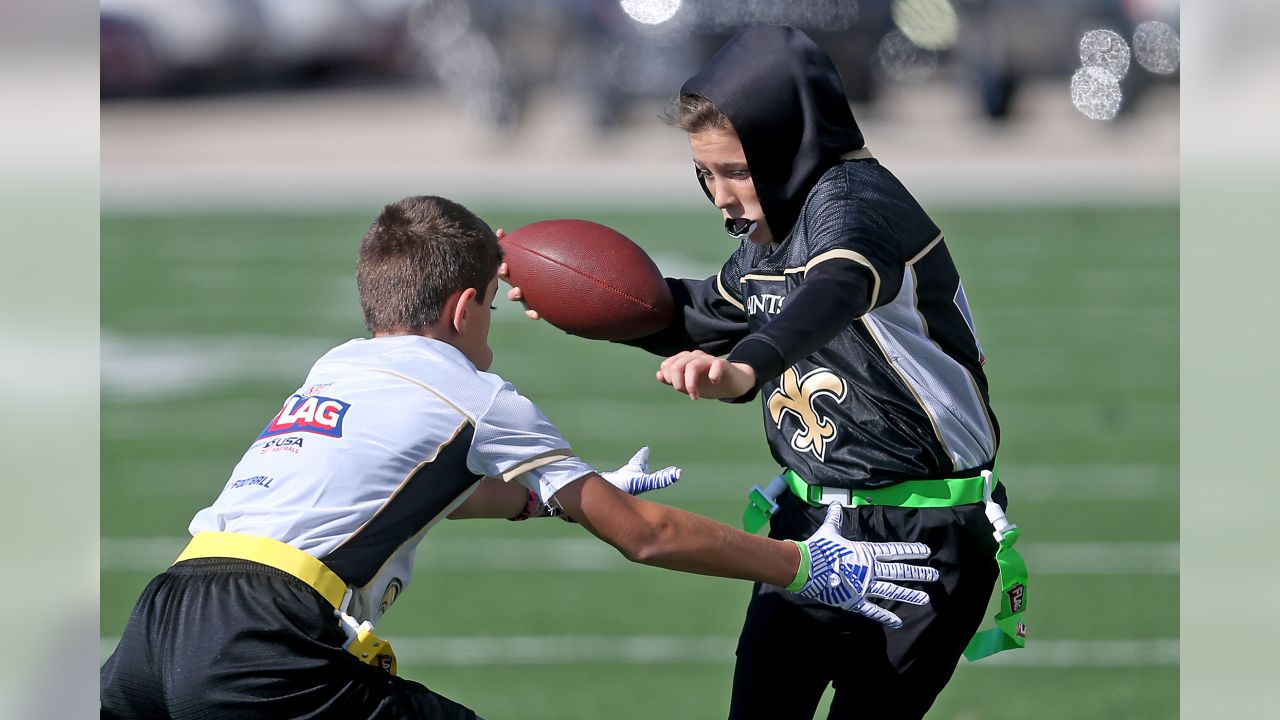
[1021,542,1178,576]
[100,331,337,401]
[99,634,1177,668]
[101,537,1178,576]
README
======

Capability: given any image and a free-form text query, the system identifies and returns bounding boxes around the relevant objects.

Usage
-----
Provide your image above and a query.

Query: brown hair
[356,195,502,334]
[660,93,734,135]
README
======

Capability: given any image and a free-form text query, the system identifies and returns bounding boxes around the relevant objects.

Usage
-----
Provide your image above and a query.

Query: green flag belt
[742,466,1027,661]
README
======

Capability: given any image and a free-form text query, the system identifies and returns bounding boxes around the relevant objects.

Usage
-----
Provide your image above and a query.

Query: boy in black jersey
[507,25,1020,720]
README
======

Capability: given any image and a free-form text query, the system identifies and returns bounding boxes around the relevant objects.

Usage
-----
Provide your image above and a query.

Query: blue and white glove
[600,447,681,496]
[786,504,939,628]
[535,448,680,523]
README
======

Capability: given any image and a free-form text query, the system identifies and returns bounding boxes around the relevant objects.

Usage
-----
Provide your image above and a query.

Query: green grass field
[101,205,1178,718]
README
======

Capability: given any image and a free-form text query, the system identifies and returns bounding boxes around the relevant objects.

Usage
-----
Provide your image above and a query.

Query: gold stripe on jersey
[804,249,882,310]
[499,448,577,482]
[716,271,745,311]
[907,232,945,266]
[739,265,817,282]
[908,265,933,339]
[372,369,475,423]
[839,147,875,161]
[740,249,882,310]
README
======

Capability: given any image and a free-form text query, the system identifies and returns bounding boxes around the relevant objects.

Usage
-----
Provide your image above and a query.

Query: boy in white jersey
[101,195,939,719]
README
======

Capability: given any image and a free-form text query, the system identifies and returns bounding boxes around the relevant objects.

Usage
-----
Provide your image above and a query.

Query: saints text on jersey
[746,293,785,315]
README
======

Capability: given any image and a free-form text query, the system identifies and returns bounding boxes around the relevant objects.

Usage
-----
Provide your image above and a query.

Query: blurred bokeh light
[1071,65,1124,120]
[890,0,958,51]
[1133,20,1180,74]
[620,0,682,26]
[1080,29,1132,79]
[877,29,938,84]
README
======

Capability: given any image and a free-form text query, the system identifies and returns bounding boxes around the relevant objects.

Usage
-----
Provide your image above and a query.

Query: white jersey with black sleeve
[188,335,594,624]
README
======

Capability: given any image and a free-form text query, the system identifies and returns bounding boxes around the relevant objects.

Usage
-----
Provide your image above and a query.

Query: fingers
[866,581,930,605]
[684,362,703,401]
[658,352,696,394]
[657,355,675,389]
[874,561,939,583]
[820,503,844,532]
[500,278,542,320]
[849,601,903,629]
[864,541,932,561]
[658,465,681,485]
[628,466,681,494]
[643,466,682,492]
[660,351,742,399]
[628,447,650,470]
[496,228,506,238]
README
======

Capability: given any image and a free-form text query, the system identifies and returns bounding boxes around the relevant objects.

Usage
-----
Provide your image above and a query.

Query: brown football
[500,219,674,341]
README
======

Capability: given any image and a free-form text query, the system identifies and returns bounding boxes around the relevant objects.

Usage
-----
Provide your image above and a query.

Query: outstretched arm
[553,472,800,586]
[453,470,939,626]
[449,448,681,520]
[553,474,938,627]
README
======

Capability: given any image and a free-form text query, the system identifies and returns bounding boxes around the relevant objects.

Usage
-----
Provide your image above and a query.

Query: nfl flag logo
[259,394,351,439]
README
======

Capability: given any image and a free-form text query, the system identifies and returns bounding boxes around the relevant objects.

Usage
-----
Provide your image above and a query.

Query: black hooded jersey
[629,27,998,489]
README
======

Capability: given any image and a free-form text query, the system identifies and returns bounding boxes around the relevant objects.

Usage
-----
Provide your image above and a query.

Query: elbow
[616,516,677,566]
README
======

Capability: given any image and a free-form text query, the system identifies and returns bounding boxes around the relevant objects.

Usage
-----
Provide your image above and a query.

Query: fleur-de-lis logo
[378,578,403,619]
[767,367,848,461]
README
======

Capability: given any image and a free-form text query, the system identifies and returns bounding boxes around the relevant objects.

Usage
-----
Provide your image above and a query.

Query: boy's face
[689,129,774,246]
[459,274,499,371]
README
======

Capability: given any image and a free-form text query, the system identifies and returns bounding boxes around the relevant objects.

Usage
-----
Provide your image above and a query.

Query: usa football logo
[258,394,351,439]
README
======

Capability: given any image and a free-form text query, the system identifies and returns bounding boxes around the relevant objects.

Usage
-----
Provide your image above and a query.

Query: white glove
[788,504,939,628]
[600,447,681,496]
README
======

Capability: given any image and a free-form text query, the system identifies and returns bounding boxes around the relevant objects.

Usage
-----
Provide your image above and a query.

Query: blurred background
[101,0,1180,208]
[99,1,1179,718]
[100,0,1179,123]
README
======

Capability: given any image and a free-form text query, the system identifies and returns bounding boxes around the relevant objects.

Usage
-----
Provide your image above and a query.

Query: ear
[449,287,479,336]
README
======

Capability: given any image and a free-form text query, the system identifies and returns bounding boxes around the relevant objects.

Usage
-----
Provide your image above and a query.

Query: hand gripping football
[500,219,674,341]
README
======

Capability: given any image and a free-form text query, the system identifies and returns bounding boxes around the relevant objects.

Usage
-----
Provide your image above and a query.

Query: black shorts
[101,558,477,720]
[727,487,1006,720]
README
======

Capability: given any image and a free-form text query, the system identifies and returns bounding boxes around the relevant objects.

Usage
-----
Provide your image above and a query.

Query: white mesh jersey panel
[470,383,594,502]
[861,269,996,470]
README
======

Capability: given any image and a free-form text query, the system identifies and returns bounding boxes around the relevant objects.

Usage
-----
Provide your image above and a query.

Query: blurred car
[101,0,420,97]
[101,0,263,96]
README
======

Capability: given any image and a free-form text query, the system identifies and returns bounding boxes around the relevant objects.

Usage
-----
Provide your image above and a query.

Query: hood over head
[681,26,864,241]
